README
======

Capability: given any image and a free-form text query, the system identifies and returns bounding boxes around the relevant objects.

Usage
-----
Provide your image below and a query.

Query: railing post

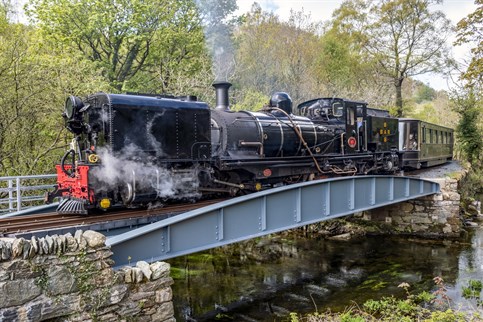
[0,174,57,214]
[16,177,21,211]
[8,179,13,211]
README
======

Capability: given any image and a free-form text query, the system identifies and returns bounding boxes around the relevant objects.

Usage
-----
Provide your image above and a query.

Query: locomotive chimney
[213,81,232,111]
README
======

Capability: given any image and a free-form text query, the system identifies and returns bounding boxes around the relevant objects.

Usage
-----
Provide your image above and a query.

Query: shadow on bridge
[107,175,439,267]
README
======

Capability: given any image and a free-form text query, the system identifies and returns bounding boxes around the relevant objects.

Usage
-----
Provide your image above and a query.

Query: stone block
[129,291,155,302]
[46,265,77,295]
[400,202,414,212]
[66,236,78,252]
[40,293,81,320]
[1,240,12,260]
[151,301,174,321]
[137,261,152,280]
[117,300,142,317]
[155,287,173,303]
[0,307,18,321]
[82,231,106,248]
[138,277,174,293]
[390,216,404,224]
[433,194,444,201]
[108,284,128,305]
[443,224,453,234]
[4,259,41,280]
[415,205,425,212]
[150,262,170,281]
[410,214,432,224]
[0,279,41,307]
[410,224,429,232]
[17,299,42,321]
[12,238,25,258]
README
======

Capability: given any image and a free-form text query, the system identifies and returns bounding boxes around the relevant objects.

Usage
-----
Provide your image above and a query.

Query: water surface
[169,228,483,321]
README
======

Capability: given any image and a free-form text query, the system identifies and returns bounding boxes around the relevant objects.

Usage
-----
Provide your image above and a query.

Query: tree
[123,0,212,94]
[452,90,482,165]
[452,1,483,167]
[332,0,452,117]
[233,5,321,104]
[27,0,208,92]
[0,2,108,176]
[454,0,482,91]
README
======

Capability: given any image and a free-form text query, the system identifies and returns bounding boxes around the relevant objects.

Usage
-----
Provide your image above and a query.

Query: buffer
[107,176,439,267]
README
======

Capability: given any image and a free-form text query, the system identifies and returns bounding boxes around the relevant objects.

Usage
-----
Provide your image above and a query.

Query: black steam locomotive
[47,82,401,214]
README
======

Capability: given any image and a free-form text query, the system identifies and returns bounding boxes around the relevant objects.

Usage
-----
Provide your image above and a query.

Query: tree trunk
[395,78,404,117]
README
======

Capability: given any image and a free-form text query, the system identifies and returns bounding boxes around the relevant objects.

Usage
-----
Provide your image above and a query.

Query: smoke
[90,145,200,205]
[195,0,236,81]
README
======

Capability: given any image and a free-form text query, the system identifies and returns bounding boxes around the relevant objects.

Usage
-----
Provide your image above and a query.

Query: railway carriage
[398,119,454,169]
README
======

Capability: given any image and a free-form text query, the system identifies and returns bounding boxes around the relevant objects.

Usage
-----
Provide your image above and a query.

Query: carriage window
[429,129,433,143]
[435,130,439,143]
[444,132,448,144]
[422,127,426,143]
[402,122,419,150]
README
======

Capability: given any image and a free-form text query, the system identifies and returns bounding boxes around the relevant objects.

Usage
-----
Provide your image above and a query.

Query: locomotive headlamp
[64,96,83,120]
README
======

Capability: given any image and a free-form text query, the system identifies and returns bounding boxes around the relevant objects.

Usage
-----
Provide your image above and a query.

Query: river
[168,226,483,321]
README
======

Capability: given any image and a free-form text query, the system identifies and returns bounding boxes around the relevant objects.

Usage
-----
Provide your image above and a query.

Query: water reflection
[169,229,483,321]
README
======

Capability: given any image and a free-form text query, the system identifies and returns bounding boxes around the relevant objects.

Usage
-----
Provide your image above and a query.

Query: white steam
[196,0,236,81]
[90,145,200,205]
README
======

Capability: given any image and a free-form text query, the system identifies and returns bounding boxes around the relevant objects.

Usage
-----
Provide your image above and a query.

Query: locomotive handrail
[0,174,57,213]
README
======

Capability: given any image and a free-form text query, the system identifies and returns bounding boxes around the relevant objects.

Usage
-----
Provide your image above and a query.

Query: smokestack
[213,81,232,111]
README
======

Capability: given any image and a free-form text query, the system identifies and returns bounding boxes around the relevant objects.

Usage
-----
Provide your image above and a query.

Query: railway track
[0,198,225,236]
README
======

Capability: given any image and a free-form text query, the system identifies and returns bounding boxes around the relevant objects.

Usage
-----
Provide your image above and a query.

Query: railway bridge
[104,175,440,267]
[1,173,457,267]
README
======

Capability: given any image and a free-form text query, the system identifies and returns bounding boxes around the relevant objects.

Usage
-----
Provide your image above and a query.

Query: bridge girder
[107,176,439,267]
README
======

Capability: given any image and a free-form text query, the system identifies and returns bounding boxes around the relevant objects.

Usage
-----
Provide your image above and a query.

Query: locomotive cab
[297,97,369,153]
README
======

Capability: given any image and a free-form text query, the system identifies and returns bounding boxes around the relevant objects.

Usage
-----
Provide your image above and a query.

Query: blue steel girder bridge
[107,175,439,267]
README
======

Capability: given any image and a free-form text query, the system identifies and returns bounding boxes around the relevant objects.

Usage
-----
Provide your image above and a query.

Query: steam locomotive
[47,81,401,214]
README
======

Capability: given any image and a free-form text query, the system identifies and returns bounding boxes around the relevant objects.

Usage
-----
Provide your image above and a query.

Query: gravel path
[404,160,464,178]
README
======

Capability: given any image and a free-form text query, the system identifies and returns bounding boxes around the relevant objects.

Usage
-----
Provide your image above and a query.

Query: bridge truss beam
[107,176,439,267]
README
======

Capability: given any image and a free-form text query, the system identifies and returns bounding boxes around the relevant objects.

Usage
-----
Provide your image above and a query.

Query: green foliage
[231,89,267,111]
[454,0,483,90]
[407,103,439,124]
[426,309,467,322]
[331,0,452,117]
[415,84,437,103]
[26,0,213,92]
[0,16,109,176]
[451,89,483,165]
[339,310,365,322]
[462,279,483,299]
[233,5,321,103]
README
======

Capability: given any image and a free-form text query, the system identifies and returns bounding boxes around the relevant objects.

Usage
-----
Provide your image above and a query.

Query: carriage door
[345,103,358,154]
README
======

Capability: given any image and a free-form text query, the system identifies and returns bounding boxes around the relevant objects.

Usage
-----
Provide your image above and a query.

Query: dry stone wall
[360,177,462,237]
[0,230,174,321]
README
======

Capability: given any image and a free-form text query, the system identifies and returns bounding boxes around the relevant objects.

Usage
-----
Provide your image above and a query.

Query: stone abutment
[0,230,174,321]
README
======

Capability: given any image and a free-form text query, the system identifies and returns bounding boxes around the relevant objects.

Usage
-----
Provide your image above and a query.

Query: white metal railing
[0,174,57,214]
